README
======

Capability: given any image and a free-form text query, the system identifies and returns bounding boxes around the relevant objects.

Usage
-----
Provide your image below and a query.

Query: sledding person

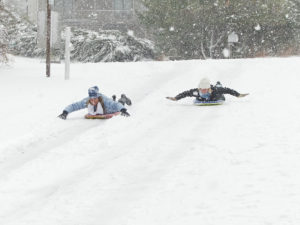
[58,86,132,120]
[166,78,249,102]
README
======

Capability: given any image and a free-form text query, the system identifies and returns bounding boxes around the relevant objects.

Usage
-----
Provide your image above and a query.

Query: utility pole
[26,0,28,17]
[65,27,71,80]
[46,0,51,77]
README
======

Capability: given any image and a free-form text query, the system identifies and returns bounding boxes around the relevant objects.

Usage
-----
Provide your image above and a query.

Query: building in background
[28,0,38,24]
[55,0,141,33]
[3,0,144,36]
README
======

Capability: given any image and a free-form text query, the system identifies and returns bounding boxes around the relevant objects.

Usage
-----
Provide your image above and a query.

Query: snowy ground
[0,56,300,225]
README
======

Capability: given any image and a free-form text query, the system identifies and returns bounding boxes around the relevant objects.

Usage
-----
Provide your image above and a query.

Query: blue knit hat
[88,86,99,98]
[92,86,99,92]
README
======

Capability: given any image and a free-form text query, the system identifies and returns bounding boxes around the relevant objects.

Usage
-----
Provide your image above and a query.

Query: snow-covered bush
[1,5,155,62]
[0,3,41,59]
[0,4,8,63]
[67,29,154,62]
[0,26,8,63]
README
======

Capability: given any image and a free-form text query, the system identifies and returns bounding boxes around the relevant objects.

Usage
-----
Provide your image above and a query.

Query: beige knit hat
[198,78,211,89]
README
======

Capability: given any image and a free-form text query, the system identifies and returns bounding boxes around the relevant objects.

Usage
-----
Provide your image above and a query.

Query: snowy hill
[0,56,300,225]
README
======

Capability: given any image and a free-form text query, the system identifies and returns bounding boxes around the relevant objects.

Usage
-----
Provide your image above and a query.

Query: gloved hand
[238,93,249,98]
[58,110,68,120]
[166,97,177,101]
[120,108,130,117]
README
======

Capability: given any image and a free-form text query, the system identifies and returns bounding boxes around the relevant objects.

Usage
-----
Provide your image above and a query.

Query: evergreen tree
[138,0,228,59]
[138,0,299,59]
[288,0,300,52]
[226,0,299,57]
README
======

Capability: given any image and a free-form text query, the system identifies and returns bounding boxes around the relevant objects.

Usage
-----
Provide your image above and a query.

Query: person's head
[89,97,99,106]
[88,86,99,97]
[88,86,99,105]
[198,78,211,94]
[92,86,99,93]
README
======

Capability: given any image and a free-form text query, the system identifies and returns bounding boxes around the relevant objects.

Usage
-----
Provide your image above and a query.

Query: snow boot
[215,81,222,87]
[118,94,132,106]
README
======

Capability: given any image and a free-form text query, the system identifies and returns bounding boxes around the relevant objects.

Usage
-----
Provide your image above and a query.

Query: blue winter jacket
[64,93,124,114]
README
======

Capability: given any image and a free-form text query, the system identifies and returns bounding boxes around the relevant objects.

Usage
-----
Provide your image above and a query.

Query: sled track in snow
[0,120,100,179]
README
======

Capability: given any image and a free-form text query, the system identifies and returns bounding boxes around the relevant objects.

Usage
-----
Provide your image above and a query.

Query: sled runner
[85,112,120,119]
[193,99,224,106]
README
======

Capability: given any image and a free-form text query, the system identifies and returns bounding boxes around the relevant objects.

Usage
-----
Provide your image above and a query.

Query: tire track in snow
[0,119,101,179]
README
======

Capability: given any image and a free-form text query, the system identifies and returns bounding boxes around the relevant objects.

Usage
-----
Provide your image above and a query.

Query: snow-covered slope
[0,57,300,225]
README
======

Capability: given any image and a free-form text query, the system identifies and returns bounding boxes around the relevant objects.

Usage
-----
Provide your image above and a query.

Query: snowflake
[127,30,134,36]
[254,24,261,31]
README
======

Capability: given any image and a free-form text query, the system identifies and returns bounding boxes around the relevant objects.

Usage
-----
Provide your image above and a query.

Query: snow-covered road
[0,57,300,225]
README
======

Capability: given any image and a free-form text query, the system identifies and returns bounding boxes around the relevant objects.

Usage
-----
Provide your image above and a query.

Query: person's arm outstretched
[58,97,89,120]
[166,88,198,101]
[217,87,249,98]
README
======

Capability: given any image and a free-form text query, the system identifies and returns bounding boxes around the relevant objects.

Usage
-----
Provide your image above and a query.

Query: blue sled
[193,99,225,106]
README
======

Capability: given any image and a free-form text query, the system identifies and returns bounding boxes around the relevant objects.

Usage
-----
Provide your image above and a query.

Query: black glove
[120,108,130,117]
[58,110,68,120]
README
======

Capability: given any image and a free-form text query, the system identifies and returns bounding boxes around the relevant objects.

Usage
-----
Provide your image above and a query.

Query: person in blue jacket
[58,86,131,120]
